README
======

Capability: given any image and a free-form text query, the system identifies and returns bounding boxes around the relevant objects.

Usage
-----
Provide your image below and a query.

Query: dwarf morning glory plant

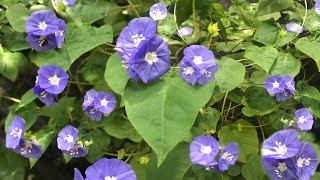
[218,143,240,171]
[263,158,297,180]
[286,23,304,33]
[25,10,59,36]
[149,3,167,21]
[180,45,218,86]
[177,27,193,37]
[6,116,25,149]
[295,108,314,131]
[264,75,295,102]
[13,140,43,158]
[57,125,78,151]
[294,142,318,179]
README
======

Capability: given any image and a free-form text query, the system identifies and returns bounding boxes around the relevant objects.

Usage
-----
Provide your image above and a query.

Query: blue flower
[55,19,66,48]
[263,158,297,180]
[25,10,60,36]
[32,84,58,107]
[316,0,320,15]
[26,34,58,52]
[55,0,77,7]
[6,116,25,149]
[295,108,314,131]
[13,140,43,158]
[84,106,104,121]
[264,75,295,102]
[294,142,318,179]
[62,144,88,158]
[149,3,167,21]
[74,168,84,180]
[57,125,78,151]
[286,23,304,33]
[180,45,218,86]
[177,27,193,37]
[83,89,97,109]
[218,143,240,171]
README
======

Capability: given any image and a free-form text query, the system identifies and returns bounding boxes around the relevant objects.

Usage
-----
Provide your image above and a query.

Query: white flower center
[55,30,64,37]
[200,145,212,154]
[297,157,311,168]
[64,134,74,143]
[274,141,287,156]
[20,142,33,155]
[131,34,145,46]
[40,91,47,98]
[272,81,279,89]
[89,107,98,114]
[86,97,94,104]
[281,90,288,96]
[10,127,22,138]
[101,99,108,107]
[183,67,194,75]
[193,56,203,65]
[221,151,234,161]
[105,176,117,180]
[275,162,287,178]
[201,70,212,77]
[38,21,48,30]
[285,82,293,89]
[48,75,61,86]
[291,24,302,32]
[144,52,158,64]
[298,116,307,123]
[35,76,38,83]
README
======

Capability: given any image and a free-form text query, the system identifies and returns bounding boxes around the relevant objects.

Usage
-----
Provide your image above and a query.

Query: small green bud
[207,23,220,36]
[117,149,126,160]
[57,2,67,12]
[279,30,287,38]
[138,156,150,165]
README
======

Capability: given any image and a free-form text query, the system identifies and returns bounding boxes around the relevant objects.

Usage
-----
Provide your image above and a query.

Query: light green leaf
[256,0,291,16]
[245,45,278,72]
[241,154,266,180]
[15,89,37,111]
[304,11,320,32]
[105,53,129,96]
[218,119,259,163]
[124,75,215,166]
[230,6,261,28]
[253,23,279,45]
[195,107,220,134]
[0,147,26,180]
[6,4,29,32]
[269,52,301,77]
[295,37,320,71]
[85,129,111,163]
[0,51,27,81]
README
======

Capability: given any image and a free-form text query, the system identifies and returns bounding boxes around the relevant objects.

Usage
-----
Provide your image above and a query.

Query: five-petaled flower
[6,116,25,149]
[217,143,240,171]
[149,3,167,21]
[286,23,304,33]
[263,158,297,180]
[177,27,193,37]
[294,142,318,179]
[295,108,314,131]
[264,75,295,102]
[57,125,78,151]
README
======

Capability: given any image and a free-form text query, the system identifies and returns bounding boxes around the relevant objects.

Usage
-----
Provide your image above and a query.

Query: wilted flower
[37,65,69,95]
[63,144,88,158]
[295,108,314,131]
[6,116,25,149]
[85,158,137,180]
[13,140,43,158]
[263,158,297,180]
[286,23,304,33]
[264,75,295,102]
[149,3,167,21]
[316,0,320,15]
[74,168,84,180]
[25,10,59,36]
[261,129,300,159]
[57,125,78,151]
[33,84,58,107]
[180,45,218,86]
[55,0,77,7]
[218,143,240,171]
[190,135,220,166]
[26,34,58,52]
[177,27,193,37]
[294,142,318,179]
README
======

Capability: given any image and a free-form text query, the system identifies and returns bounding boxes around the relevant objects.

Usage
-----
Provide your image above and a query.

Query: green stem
[127,0,140,17]
[220,92,229,126]
[68,81,107,85]
[0,95,20,103]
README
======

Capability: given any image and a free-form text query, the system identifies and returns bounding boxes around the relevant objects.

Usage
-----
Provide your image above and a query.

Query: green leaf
[241,154,266,180]
[230,6,261,28]
[295,82,320,118]
[31,24,113,70]
[6,4,29,32]
[195,107,220,134]
[6,40,30,52]
[124,75,215,166]
[253,23,279,45]
[218,119,259,163]
[15,89,37,111]
[79,53,108,83]
[295,37,320,71]
[245,45,278,72]
[0,147,26,180]
[29,130,57,169]
[269,52,301,77]
[175,0,193,25]
[146,142,192,180]
[105,53,129,96]
[85,129,111,163]
[256,0,291,16]
[0,51,27,81]
[304,11,320,32]
[214,57,245,93]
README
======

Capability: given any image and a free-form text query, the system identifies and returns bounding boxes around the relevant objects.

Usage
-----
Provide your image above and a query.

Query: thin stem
[293,0,308,39]
[109,4,141,13]
[220,92,229,126]
[68,81,108,85]
[0,95,20,103]
[258,119,265,141]
[127,0,140,17]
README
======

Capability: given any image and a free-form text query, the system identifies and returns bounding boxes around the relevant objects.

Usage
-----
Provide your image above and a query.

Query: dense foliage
[1,0,320,179]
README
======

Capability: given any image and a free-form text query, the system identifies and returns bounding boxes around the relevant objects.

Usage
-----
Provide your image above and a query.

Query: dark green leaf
[241,154,266,180]
[6,4,29,32]
[245,45,278,72]
[269,52,301,77]
[256,0,291,16]
[175,0,193,25]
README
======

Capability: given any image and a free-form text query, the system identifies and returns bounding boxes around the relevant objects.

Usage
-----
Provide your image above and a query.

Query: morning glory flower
[33,84,58,107]
[55,19,66,48]
[37,65,69,94]
[93,92,117,114]
[218,143,240,171]
[316,0,320,15]
[295,108,314,131]
[264,75,295,102]
[85,158,137,180]
[26,34,57,52]
[6,116,25,149]
[180,45,218,86]
[129,35,170,83]
[177,27,193,37]
[190,135,220,166]
[63,144,88,158]
[84,106,104,121]
[55,0,77,7]
[25,10,60,36]
[83,89,97,109]
[294,142,318,179]
[57,125,78,151]
[74,168,84,180]
[263,158,297,180]
[149,3,167,21]
[286,23,304,33]
[261,129,300,159]
[13,140,43,158]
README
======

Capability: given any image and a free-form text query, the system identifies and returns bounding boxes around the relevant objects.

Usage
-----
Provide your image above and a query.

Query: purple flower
[149,3,167,21]
[55,19,66,48]
[33,84,58,106]
[316,0,320,15]
[55,0,77,7]
[83,89,97,109]
[177,27,193,37]
[218,143,240,171]
[264,75,295,102]
[180,45,218,86]
[93,92,117,114]
[286,23,304,33]
[63,145,88,158]
[26,34,57,52]
[295,108,314,131]
[25,10,59,36]
[57,125,78,151]
[6,116,25,149]
[129,36,170,83]
[85,158,137,180]
[263,158,297,180]
[37,65,69,94]
[13,140,43,158]
[294,142,318,179]
[261,129,300,159]
[74,168,84,180]
[84,106,104,121]
[189,135,220,166]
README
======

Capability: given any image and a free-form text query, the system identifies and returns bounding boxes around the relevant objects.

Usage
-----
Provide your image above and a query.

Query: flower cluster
[286,23,304,33]
[25,10,66,52]
[115,17,170,83]
[264,75,295,101]
[261,129,318,179]
[6,116,42,158]
[149,3,167,21]
[74,158,137,180]
[57,125,88,158]
[82,89,117,121]
[33,65,69,107]
[180,45,218,86]
[189,135,240,172]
